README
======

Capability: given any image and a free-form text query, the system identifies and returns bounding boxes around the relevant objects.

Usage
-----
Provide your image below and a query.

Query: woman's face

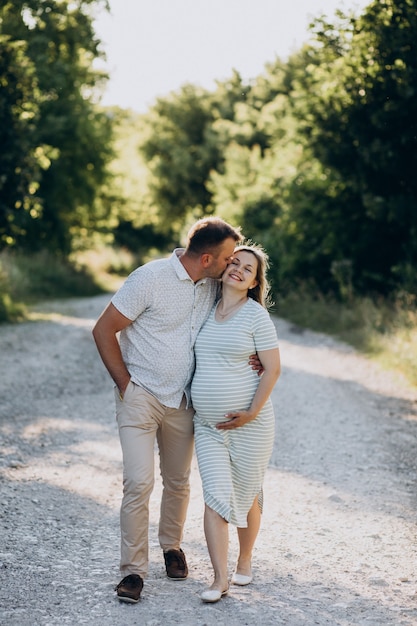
[222,250,258,291]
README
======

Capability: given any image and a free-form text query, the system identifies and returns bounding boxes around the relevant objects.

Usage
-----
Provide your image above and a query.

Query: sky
[94,0,369,113]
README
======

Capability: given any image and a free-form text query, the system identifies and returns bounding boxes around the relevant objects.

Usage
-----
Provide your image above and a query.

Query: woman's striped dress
[191,298,279,527]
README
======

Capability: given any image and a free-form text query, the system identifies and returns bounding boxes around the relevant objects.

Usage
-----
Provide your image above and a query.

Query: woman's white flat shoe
[200,588,229,603]
[231,572,253,586]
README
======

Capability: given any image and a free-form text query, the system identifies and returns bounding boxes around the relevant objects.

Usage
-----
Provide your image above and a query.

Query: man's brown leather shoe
[115,574,143,603]
[164,548,188,579]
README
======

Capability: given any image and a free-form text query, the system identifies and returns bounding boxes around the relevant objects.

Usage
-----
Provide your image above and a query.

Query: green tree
[0,28,42,247]
[290,0,417,293]
[138,84,219,231]
[0,0,112,255]
[106,107,175,259]
[208,60,304,292]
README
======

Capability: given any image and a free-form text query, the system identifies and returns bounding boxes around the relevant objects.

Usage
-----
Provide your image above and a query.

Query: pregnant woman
[191,244,281,603]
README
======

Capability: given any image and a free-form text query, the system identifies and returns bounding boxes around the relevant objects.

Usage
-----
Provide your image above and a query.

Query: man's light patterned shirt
[111,249,219,408]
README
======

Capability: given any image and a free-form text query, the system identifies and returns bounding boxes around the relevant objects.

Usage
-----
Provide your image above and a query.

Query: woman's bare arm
[216,347,281,430]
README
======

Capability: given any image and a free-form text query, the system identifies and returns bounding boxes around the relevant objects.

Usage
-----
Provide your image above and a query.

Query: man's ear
[201,253,212,268]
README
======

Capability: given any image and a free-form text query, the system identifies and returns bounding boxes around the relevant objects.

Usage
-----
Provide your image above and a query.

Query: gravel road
[0,294,416,626]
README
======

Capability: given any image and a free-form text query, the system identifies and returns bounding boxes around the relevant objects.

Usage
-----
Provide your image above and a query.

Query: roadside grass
[0,245,167,323]
[72,246,134,294]
[276,289,417,389]
[0,248,131,323]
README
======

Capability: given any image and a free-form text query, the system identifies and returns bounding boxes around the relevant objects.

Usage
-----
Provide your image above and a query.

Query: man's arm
[92,302,133,396]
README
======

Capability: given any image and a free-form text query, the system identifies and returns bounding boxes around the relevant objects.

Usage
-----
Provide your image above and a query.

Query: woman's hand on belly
[215,409,255,430]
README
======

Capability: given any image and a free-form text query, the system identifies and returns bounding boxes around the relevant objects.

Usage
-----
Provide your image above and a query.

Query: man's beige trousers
[116,381,194,578]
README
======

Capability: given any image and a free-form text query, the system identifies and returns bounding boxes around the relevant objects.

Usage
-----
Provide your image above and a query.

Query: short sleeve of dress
[252,305,279,352]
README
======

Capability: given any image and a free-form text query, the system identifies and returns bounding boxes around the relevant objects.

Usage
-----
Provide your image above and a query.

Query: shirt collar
[170,248,209,284]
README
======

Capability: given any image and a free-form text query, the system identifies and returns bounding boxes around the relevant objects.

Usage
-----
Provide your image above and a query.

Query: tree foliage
[287,0,417,293]
[0,30,41,246]
[0,0,113,254]
[138,84,218,232]
[136,0,417,296]
[2,0,416,298]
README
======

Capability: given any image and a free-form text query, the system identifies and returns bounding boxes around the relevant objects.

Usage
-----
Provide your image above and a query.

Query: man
[92,217,243,603]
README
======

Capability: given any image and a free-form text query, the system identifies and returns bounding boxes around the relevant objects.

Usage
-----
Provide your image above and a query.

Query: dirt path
[0,294,416,626]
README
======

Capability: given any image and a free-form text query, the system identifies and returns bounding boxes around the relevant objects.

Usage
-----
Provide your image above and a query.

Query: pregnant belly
[191,373,257,424]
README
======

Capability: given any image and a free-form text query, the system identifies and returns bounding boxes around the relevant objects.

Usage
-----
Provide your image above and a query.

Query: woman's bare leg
[235,496,261,576]
[204,504,229,591]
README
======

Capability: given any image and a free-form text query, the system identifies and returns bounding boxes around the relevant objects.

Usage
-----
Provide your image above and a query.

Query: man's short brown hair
[186,217,242,255]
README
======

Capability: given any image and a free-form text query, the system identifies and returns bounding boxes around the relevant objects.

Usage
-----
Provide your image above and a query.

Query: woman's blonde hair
[234,243,273,309]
